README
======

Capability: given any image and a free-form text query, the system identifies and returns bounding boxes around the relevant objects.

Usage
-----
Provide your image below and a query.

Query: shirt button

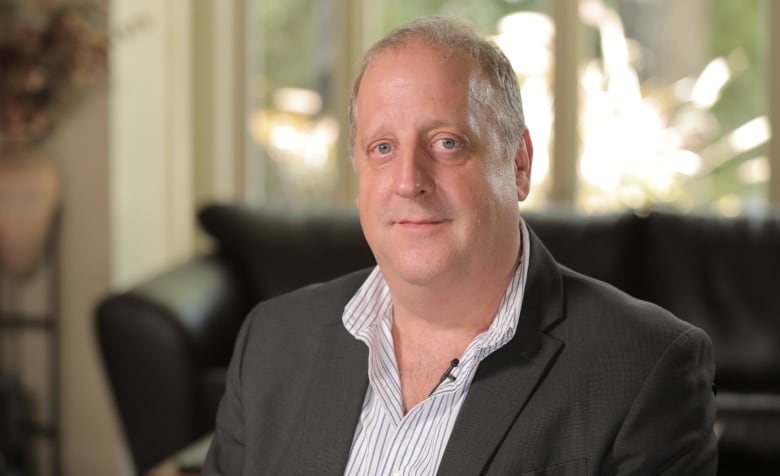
[391,471,401,476]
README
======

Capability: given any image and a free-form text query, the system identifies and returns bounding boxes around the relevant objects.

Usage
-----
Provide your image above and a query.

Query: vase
[0,146,61,278]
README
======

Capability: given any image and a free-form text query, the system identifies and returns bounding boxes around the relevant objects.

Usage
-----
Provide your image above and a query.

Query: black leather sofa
[95,203,780,474]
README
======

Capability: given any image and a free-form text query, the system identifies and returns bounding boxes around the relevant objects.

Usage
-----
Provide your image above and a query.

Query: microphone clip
[428,358,460,396]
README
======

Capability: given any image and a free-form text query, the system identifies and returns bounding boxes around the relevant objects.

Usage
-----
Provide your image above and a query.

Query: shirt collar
[343,217,531,349]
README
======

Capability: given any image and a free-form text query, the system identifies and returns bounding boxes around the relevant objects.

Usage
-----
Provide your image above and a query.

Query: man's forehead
[358,51,474,109]
[361,43,475,91]
[370,40,466,66]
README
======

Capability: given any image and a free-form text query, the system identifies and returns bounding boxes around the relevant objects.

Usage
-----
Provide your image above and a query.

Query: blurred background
[0,0,777,474]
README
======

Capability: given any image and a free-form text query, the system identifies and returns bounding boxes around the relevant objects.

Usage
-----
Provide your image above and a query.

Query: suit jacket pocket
[520,457,587,476]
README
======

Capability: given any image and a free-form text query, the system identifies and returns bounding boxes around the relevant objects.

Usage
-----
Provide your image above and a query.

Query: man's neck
[391,314,479,413]
[389,242,521,333]
[388,244,522,413]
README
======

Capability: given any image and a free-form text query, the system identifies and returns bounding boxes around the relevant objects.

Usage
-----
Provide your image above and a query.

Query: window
[244,0,773,215]
[577,0,770,214]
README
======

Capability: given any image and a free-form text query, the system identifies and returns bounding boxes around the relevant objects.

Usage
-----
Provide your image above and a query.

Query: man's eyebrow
[358,124,393,142]
[427,120,471,132]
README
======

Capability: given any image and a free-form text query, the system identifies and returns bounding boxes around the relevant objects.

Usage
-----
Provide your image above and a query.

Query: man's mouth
[394,218,448,229]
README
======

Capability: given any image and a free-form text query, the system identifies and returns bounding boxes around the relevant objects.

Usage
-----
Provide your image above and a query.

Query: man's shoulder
[556,265,705,348]
[547,266,713,419]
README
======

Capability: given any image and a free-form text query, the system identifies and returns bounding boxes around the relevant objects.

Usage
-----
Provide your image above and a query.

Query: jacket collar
[437,227,566,475]
[298,311,369,474]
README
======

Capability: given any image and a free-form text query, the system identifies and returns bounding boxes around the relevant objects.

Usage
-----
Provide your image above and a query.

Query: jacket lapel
[437,228,567,475]
[298,307,369,474]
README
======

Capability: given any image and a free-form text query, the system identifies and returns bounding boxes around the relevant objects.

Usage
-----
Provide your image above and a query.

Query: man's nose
[395,145,433,198]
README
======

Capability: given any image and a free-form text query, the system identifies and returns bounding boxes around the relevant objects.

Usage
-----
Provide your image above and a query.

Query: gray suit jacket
[204,229,717,475]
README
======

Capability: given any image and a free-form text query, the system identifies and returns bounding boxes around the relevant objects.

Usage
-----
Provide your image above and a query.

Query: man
[204,16,717,475]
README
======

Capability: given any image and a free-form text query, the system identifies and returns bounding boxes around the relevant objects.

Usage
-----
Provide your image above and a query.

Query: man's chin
[384,258,455,288]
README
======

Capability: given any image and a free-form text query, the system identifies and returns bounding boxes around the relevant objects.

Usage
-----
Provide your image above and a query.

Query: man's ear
[515,128,533,202]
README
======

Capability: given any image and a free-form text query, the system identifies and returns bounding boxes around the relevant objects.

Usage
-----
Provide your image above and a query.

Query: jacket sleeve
[202,315,253,476]
[608,326,718,475]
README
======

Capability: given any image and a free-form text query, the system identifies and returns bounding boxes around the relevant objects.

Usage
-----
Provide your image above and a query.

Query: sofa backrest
[639,212,780,392]
[199,204,376,303]
[199,203,780,393]
[199,204,643,304]
[524,211,642,296]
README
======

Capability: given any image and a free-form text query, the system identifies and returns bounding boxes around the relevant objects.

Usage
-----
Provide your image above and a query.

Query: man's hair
[348,16,526,162]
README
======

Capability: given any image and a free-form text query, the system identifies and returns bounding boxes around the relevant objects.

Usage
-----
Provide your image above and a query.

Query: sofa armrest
[716,392,780,474]
[95,255,248,473]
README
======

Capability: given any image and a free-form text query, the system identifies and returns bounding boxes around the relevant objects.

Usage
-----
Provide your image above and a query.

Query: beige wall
[57,92,125,476]
[55,1,242,474]
[54,0,198,474]
[110,0,195,290]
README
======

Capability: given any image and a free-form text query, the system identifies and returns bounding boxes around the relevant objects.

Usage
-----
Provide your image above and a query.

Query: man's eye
[434,137,461,150]
[440,138,458,149]
[375,143,392,155]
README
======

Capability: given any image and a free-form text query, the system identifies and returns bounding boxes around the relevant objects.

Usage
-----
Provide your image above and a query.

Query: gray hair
[348,16,526,162]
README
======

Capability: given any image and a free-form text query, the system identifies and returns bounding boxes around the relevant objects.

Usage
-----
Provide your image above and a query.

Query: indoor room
[0,0,778,474]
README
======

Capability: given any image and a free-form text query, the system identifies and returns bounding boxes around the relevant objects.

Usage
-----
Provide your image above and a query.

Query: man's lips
[393,218,448,228]
[395,219,444,225]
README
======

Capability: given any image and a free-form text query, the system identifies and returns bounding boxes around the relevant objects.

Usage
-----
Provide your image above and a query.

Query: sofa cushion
[640,211,780,392]
[199,204,376,303]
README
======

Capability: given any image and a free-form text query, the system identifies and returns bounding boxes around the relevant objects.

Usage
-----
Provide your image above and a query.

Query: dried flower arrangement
[0,0,109,152]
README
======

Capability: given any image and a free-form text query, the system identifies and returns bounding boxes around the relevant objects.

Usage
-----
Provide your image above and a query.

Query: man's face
[353,42,531,290]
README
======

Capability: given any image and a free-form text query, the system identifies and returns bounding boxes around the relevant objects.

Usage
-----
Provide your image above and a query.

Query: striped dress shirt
[342,221,531,476]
